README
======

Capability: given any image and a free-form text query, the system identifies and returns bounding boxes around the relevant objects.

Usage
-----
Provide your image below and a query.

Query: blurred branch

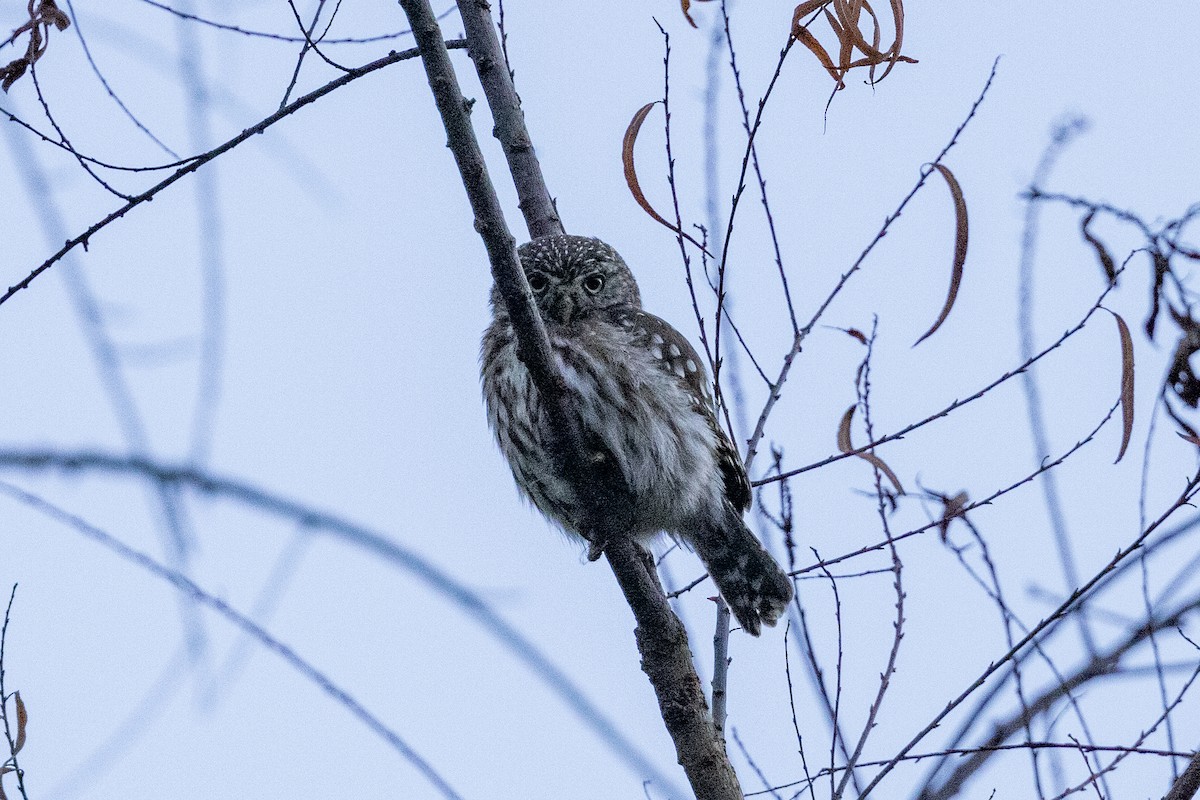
[919,591,1200,799]
[0,41,467,308]
[749,742,1194,798]
[398,1,740,796]
[0,481,465,800]
[1017,117,1097,659]
[860,467,1200,797]
[0,445,669,787]
[456,0,562,239]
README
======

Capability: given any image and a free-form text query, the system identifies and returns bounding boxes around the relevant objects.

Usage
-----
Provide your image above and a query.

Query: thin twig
[456,0,562,239]
[398,3,733,796]
[744,57,1000,469]
[862,467,1200,797]
[1,43,468,307]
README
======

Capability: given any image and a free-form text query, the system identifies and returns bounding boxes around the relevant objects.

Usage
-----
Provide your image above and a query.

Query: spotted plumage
[481,234,792,635]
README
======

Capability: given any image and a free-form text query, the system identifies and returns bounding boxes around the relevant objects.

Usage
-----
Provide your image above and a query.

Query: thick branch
[455,0,563,239]
[607,538,742,799]
[396,2,740,797]
[1166,750,1200,800]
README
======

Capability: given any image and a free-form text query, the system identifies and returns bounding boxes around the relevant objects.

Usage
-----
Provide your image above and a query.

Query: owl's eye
[583,274,605,295]
[527,274,549,293]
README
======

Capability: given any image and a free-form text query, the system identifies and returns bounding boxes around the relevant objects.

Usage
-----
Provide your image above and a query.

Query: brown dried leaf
[1106,309,1135,463]
[622,102,674,230]
[837,405,905,494]
[791,2,845,88]
[1081,209,1117,285]
[914,163,968,346]
[0,769,8,800]
[1178,431,1200,448]
[832,0,885,60]
[874,0,905,81]
[680,0,698,28]
[937,490,969,541]
[794,26,844,88]
[0,58,28,93]
[12,692,26,755]
[843,327,868,344]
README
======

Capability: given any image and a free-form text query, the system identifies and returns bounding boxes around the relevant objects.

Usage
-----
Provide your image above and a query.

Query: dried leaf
[791,2,845,87]
[837,405,905,494]
[937,490,969,541]
[622,101,676,230]
[824,8,852,74]
[1178,431,1200,448]
[0,769,8,800]
[794,27,844,88]
[0,58,28,93]
[1081,210,1117,285]
[914,163,968,346]
[13,692,26,755]
[1105,309,1135,463]
[680,0,698,28]
[874,0,906,81]
[832,0,885,61]
[843,327,868,344]
[620,102,709,253]
[42,0,70,30]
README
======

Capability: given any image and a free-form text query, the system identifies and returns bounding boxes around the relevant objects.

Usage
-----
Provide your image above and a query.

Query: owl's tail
[689,509,794,636]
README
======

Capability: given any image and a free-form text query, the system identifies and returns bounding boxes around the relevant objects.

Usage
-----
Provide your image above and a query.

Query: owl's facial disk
[527,270,612,325]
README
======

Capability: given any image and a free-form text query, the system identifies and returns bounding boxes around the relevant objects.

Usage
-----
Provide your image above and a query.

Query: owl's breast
[550,322,725,535]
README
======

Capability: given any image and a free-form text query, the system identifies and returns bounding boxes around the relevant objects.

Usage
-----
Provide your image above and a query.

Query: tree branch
[1166,750,1200,800]
[0,42,466,308]
[455,0,563,239]
[397,2,742,797]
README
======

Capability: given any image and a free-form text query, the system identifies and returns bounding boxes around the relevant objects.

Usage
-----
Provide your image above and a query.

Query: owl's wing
[619,310,752,513]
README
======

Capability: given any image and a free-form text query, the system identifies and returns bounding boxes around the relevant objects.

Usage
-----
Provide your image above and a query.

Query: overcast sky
[2,2,1199,798]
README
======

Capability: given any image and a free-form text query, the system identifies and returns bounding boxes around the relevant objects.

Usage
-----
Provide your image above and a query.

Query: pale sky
[2,2,1199,798]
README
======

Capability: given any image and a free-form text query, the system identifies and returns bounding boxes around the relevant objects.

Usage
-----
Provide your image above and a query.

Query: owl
[481,235,793,635]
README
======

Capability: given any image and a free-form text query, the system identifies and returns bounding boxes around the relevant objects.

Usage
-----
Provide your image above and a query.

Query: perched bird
[481,234,793,635]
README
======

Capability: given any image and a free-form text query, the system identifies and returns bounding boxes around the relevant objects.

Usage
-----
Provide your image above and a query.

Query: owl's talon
[586,539,606,561]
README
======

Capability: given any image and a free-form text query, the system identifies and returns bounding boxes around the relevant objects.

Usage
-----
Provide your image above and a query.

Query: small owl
[481,234,793,635]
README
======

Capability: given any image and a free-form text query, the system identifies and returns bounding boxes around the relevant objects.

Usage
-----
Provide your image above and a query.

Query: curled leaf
[1081,209,1117,285]
[13,691,26,754]
[790,12,844,88]
[914,163,968,346]
[622,102,674,230]
[837,405,905,494]
[680,0,698,28]
[1178,431,1200,448]
[679,0,714,28]
[1105,309,1135,463]
[620,102,708,253]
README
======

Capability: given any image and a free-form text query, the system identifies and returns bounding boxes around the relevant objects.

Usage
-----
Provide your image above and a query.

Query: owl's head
[509,235,643,325]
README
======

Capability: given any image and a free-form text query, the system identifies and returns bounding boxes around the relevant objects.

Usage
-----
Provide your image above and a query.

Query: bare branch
[397,2,739,796]
[0,43,468,307]
[456,0,563,239]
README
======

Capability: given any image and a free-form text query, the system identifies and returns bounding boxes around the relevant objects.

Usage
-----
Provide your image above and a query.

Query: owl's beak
[550,294,575,325]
